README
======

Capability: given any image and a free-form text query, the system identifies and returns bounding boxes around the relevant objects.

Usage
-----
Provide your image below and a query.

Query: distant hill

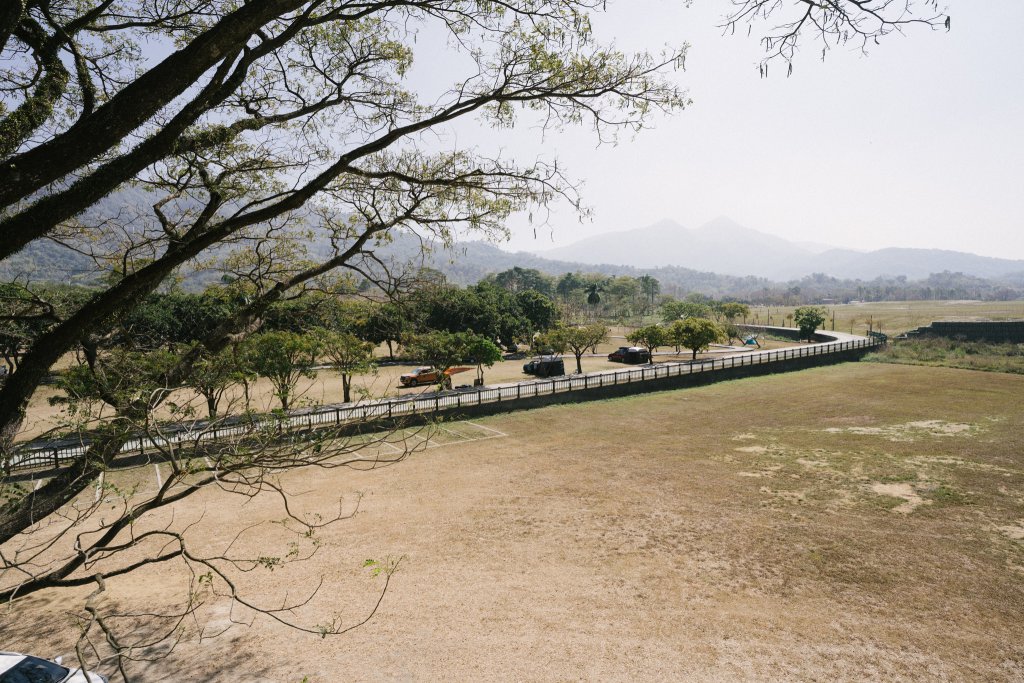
[814,247,1024,281]
[4,196,1022,302]
[536,217,1024,281]
[360,231,771,297]
[537,217,814,280]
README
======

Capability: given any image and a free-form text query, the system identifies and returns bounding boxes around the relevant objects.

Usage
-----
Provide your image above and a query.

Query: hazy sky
[422,1,1024,260]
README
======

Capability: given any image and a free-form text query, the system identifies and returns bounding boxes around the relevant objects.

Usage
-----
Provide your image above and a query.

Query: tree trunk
[342,375,351,404]
[0,430,123,545]
[0,0,307,217]
[206,395,218,419]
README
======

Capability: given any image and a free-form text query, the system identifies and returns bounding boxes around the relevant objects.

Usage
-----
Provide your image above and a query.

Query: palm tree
[638,275,660,313]
[583,283,603,321]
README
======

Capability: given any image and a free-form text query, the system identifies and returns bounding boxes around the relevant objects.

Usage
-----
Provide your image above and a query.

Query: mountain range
[4,203,1023,296]
[535,217,1024,282]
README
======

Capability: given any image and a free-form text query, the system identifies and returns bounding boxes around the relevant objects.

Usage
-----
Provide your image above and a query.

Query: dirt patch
[903,420,973,434]
[796,458,829,468]
[825,420,975,442]
[997,523,1024,541]
[871,482,930,514]
[759,485,806,504]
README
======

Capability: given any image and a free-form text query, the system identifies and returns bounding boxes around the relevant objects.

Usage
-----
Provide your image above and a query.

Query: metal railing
[8,331,880,473]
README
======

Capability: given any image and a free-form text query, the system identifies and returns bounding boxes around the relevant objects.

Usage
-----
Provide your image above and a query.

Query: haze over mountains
[535,217,1024,281]
[5,196,1023,297]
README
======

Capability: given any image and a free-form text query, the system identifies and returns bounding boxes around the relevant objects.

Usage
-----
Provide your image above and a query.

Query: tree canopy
[542,323,609,374]
[668,318,727,360]
[626,325,666,362]
[793,306,828,341]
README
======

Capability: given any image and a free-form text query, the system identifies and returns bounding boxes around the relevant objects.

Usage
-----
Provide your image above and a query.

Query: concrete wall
[736,324,835,343]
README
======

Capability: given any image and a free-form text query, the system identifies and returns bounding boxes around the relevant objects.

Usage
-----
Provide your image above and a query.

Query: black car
[523,356,565,378]
[607,346,650,364]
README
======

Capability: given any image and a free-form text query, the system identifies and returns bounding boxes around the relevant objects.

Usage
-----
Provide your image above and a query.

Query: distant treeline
[4,228,1022,304]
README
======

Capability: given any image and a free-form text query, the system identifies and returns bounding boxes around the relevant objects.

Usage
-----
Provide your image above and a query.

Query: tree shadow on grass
[0,590,310,682]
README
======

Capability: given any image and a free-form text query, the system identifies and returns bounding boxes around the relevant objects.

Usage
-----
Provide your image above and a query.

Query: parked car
[523,356,565,378]
[399,366,441,387]
[0,652,108,683]
[607,346,650,364]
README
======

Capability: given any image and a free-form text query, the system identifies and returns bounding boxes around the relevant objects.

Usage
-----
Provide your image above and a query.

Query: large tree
[318,328,376,403]
[240,330,320,411]
[0,0,947,676]
[668,317,727,360]
[542,323,609,374]
[793,306,828,341]
[626,325,666,363]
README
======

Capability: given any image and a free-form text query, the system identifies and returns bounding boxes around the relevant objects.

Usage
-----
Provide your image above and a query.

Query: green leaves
[239,331,320,411]
[667,318,727,359]
[627,325,667,355]
[794,306,828,340]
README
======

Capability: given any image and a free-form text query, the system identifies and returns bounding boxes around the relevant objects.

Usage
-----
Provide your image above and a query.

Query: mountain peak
[697,216,745,233]
[638,218,688,234]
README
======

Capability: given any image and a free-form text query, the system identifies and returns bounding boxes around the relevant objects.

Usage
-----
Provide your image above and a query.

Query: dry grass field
[4,361,1024,681]
[748,300,1024,336]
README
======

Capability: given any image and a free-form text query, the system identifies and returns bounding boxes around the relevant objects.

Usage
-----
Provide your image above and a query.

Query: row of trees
[659,296,750,326]
[265,281,560,359]
[52,327,371,422]
[738,271,1023,306]
[626,319,730,361]
[482,268,662,322]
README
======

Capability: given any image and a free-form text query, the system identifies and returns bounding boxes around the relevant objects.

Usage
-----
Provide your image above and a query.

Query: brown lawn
[4,362,1023,681]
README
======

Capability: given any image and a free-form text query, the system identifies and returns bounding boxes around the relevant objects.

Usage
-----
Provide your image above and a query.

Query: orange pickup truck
[399,366,472,388]
[399,366,441,387]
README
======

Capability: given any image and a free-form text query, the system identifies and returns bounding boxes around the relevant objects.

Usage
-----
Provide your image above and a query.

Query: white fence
[9,332,880,473]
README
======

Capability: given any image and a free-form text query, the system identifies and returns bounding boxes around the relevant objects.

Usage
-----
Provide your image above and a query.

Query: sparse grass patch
[865,337,1024,374]
[925,483,973,507]
[749,300,1024,336]
[867,492,907,511]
